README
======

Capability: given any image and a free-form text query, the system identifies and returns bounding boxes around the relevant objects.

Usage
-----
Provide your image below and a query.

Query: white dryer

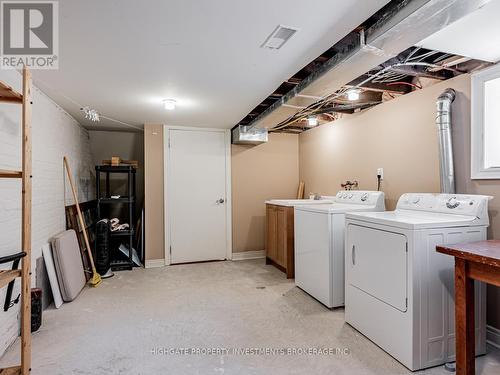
[294,191,385,308]
[345,193,491,371]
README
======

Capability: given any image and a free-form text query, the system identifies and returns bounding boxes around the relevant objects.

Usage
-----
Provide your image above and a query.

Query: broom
[63,156,102,287]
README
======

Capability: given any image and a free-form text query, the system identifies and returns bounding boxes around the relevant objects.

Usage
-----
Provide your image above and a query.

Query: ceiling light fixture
[80,106,100,122]
[307,116,318,127]
[163,99,176,110]
[347,89,361,101]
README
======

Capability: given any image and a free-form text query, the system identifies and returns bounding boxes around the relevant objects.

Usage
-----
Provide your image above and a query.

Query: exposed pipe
[271,62,454,131]
[239,0,489,132]
[436,88,456,193]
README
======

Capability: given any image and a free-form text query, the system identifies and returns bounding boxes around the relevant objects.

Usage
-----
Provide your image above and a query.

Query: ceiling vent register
[261,25,298,50]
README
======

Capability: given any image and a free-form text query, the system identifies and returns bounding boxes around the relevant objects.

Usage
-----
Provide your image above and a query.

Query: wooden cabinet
[266,205,278,262]
[265,204,294,278]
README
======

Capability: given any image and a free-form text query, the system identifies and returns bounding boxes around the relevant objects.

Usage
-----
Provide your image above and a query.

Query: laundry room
[1,1,500,375]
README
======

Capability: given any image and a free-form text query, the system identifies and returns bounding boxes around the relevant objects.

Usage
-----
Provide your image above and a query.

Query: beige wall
[450,76,500,330]
[299,77,461,208]
[298,73,499,330]
[232,133,299,253]
[142,128,299,258]
[144,124,164,262]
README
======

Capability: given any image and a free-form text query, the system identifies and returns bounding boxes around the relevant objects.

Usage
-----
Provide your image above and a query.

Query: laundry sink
[265,199,333,207]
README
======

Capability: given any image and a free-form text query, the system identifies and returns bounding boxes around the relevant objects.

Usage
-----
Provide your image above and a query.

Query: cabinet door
[266,205,277,261]
[276,206,287,267]
[284,206,295,278]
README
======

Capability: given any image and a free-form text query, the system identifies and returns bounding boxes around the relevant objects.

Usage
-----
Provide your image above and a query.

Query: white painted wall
[0,70,94,356]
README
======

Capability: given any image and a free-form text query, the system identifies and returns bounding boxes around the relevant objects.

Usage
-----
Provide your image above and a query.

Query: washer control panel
[334,191,385,209]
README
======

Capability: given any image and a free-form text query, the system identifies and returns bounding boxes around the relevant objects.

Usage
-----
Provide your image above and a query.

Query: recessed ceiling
[419,0,500,63]
[31,0,390,131]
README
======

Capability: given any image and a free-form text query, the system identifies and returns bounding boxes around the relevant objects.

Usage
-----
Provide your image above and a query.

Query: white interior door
[167,128,229,264]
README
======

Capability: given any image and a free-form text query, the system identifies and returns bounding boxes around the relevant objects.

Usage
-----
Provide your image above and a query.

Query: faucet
[341,180,359,190]
[309,192,322,200]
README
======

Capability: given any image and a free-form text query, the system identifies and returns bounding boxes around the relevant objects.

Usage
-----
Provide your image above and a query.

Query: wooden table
[437,240,500,375]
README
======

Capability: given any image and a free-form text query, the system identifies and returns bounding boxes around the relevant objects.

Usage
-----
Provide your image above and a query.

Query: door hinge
[168,137,171,148]
[406,298,408,309]
[405,242,408,252]
[169,246,172,255]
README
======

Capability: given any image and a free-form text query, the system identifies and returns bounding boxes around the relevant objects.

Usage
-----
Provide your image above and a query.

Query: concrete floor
[1,259,499,375]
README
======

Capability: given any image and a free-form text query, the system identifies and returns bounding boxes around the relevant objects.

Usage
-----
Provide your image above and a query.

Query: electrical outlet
[377,168,384,180]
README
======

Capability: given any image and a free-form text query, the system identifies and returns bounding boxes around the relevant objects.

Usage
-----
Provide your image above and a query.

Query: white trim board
[145,259,165,269]
[487,325,500,349]
[232,250,266,261]
[224,129,233,261]
[471,63,500,179]
[163,126,233,265]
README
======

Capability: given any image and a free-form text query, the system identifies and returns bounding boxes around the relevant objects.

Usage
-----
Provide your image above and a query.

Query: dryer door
[347,224,408,312]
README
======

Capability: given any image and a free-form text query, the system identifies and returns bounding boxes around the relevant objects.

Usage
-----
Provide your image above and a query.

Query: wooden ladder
[0,68,32,375]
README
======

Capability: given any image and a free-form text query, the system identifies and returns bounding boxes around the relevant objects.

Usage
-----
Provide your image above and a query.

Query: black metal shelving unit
[95,165,136,271]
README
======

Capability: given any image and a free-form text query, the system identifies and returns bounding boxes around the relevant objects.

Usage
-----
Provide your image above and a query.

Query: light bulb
[307,116,318,127]
[163,99,176,110]
[347,89,360,101]
[81,106,100,122]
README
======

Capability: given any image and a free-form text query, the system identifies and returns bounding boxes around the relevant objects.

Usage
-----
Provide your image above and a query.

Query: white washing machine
[294,191,385,308]
[345,193,491,371]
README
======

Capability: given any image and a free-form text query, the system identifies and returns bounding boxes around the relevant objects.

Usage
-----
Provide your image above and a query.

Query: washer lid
[345,210,481,230]
[295,203,380,214]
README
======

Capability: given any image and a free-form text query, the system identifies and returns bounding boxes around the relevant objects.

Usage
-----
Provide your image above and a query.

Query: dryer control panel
[397,193,492,225]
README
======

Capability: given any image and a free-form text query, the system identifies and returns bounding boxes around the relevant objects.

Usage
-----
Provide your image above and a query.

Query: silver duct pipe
[436,88,456,194]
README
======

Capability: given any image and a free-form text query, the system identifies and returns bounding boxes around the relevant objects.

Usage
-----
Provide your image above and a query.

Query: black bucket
[31,288,42,332]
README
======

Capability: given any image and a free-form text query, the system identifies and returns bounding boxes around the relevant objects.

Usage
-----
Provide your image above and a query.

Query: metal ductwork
[232,125,268,145]
[436,88,456,193]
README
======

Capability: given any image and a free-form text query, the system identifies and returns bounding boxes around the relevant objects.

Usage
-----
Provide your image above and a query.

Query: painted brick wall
[0,69,94,356]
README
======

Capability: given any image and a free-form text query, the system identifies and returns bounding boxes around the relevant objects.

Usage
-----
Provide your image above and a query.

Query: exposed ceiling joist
[345,79,411,94]
[233,0,491,134]
[315,101,382,115]
[380,64,454,80]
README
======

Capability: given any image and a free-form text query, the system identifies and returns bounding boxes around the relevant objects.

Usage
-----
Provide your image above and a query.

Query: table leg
[455,258,476,375]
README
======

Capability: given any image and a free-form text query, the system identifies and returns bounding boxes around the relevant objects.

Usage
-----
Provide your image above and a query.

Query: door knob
[216,198,225,204]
